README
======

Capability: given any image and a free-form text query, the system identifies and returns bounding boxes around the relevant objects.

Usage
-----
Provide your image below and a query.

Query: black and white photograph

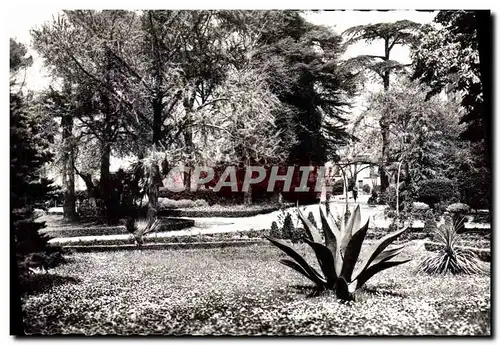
[8,7,492,336]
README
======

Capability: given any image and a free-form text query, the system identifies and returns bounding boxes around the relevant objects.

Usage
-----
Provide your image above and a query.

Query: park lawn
[22,242,490,336]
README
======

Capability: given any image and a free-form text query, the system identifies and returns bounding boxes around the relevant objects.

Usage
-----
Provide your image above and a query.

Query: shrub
[307,212,317,229]
[367,190,378,205]
[282,213,294,236]
[378,187,391,206]
[362,184,371,194]
[158,198,197,209]
[77,200,100,218]
[416,178,457,207]
[270,221,281,238]
[158,188,244,206]
[446,203,470,213]
[385,209,397,219]
[418,216,488,275]
[423,210,438,233]
[413,202,430,211]
[266,204,410,301]
[410,202,430,221]
[457,165,491,210]
[381,186,407,210]
[282,213,302,243]
[194,199,210,207]
[330,179,344,196]
[330,178,354,196]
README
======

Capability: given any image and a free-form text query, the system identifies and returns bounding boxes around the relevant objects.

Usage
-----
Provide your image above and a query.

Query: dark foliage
[307,211,317,229]
[77,164,145,223]
[270,221,281,238]
[10,89,65,289]
[252,11,358,165]
[282,213,302,243]
[330,178,354,196]
[416,178,458,208]
[411,11,491,211]
[362,184,371,194]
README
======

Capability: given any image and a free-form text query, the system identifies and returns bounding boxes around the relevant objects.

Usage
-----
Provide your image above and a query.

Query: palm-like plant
[418,216,488,275]
[266,204,410,300]
[124,217,162,247]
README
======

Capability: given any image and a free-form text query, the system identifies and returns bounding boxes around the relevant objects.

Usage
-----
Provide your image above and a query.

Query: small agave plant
[124,217,162,247]
[418,216,488,275]
[266,204,411,301]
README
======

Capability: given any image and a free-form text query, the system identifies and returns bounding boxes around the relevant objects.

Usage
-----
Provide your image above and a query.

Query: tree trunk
[147,163,162,223]
[243,158,253,206]
[475,11,492,213]
[379,38,391,193]
[244,184,252,206]
[343,170,349,222]
[61,112,77,221]
[100,141,112,224]
[383,38,391,92]
[183,94,195,191]
[152,96,163,146]
[149,10,164,148]
[379,118,390,192]
[99,51,117,224]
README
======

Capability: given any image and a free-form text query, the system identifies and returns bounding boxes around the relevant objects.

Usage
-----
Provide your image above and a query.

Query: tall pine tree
[10,39,64,289]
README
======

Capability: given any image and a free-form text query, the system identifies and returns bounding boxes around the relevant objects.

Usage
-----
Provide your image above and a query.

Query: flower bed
[22,244,490,335]
[158,204,282,218]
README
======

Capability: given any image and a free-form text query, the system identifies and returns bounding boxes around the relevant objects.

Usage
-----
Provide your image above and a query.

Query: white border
[2,1,498,343]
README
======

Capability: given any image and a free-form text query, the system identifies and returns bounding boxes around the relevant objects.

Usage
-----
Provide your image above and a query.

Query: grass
[21,241,490,336]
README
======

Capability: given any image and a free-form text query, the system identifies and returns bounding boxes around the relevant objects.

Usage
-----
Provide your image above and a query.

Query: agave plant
[265,204,410,300]
[418,216,488,275]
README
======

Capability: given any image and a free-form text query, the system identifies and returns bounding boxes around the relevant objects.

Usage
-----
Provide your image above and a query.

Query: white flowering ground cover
[22,241,490,336]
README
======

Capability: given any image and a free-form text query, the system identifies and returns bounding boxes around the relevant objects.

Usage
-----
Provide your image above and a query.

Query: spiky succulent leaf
[340,220,369,282]
[279,259,325,286]
[355,259,412,289]
[319,203,340,250]
[297,204,322,243]
[341,205,362,253]
[319,204,343,275]
[354,226,408,279]
[265,236,326,286]
[303,238,337,288]
[370,245,406,266]
[353,246,406,279]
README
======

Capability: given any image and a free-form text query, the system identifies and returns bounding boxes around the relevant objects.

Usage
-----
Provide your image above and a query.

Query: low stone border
[47,208,64,215]
[63,239,268,252]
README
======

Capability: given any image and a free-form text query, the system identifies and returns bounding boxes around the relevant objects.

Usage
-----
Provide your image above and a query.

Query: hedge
[416,178,458,206]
